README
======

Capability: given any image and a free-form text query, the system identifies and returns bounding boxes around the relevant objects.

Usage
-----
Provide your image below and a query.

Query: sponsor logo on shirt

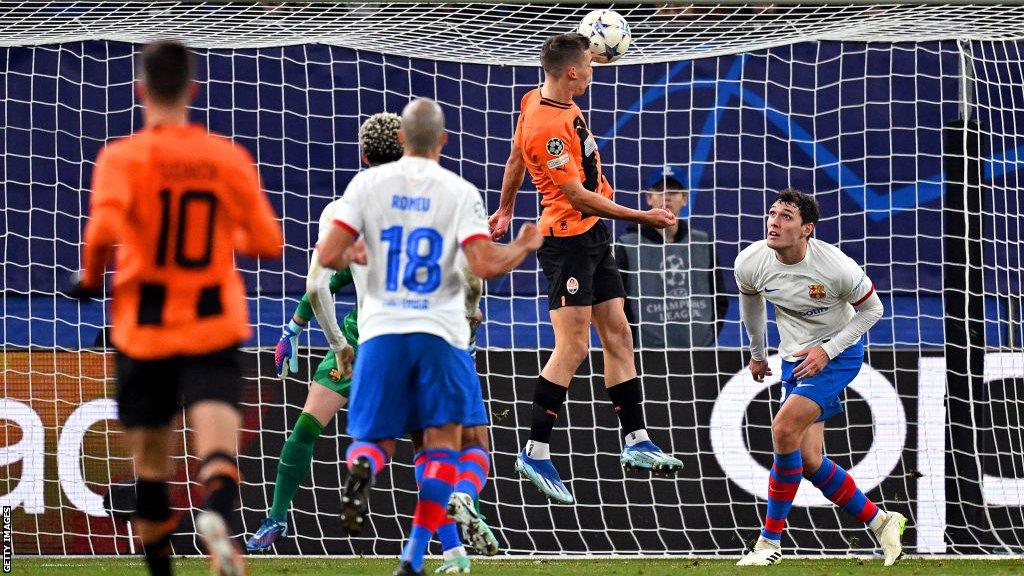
[547,154,570,169]
[808,284,826,300]
[546,137,565,156]
[566,277,579,295]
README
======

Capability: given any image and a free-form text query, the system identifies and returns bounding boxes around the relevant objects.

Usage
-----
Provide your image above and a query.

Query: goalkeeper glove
[275,320,304,379]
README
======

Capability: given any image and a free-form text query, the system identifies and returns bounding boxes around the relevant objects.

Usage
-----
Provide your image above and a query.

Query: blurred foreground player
[317,98,541,576]
[71,40,282,576]
[733,189,905,566]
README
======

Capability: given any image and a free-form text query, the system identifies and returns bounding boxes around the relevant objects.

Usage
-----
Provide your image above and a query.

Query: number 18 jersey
[327,155,490,349]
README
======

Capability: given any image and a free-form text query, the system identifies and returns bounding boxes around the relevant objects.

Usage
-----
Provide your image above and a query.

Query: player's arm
[489,145,527,240]
[229,149,283,258]
[306,255,355,379]
[462,224,543,279]
[792,269,883,379]
[560,179,675,229]
[735,263,771,382]
[71,147,130,299]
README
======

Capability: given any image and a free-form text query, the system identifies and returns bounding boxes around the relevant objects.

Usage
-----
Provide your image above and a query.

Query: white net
[1,1,1023,558]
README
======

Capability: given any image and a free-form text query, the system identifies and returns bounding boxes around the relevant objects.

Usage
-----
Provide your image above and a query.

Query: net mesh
[1,1,1023,558]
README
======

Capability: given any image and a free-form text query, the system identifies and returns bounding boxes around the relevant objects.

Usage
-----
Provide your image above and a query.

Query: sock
[401,449,458,572]
[200,454,240,523]
[141,533,174,576]
[529,376,568,446]
[761,449,803,542]
[624,429,650,447]
[269,412,323,521]
[345,440,388,475]
[524,440,550,460]
[807,457,880,525]
[414,451,463,553]
[605,377,646,436]
[135,479,175,576]
[455,446,490,500]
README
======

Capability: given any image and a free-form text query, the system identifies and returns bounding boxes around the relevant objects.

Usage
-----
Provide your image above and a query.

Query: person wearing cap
[614,167,727,348]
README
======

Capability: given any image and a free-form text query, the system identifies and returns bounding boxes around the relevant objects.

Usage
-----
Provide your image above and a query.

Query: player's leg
[591,296,682,477]
[247,351,351,551]
[182,348,247,576]
[115,354,179,576]
[124,427,176,576]
[342,335,409,536]
[515,304,589,504]
[802,418,905,562]
[737,391,819,566]
[398,423,462,576]
[449,424,499,558]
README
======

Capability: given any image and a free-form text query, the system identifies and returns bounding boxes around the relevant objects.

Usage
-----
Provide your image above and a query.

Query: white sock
[443,546,467,561]
[869,510,888,532]
[756,535,781,550]
[524,440,550,459]
[624,429,650,446]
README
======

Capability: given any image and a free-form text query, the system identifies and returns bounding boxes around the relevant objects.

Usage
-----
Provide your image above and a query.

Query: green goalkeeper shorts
[312,346,357,398]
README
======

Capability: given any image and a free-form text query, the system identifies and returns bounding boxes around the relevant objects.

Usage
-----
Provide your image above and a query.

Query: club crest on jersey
[566,276,579,295]
[546,137,565,156]
[808,284,826,300]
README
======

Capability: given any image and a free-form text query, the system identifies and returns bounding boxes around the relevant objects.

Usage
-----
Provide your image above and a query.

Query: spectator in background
[615,166,728,348]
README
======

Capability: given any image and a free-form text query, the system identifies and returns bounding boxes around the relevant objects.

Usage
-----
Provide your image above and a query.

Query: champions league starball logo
[663,253,690,297]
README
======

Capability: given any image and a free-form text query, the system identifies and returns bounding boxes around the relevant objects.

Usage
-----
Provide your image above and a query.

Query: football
[577,9,631,64]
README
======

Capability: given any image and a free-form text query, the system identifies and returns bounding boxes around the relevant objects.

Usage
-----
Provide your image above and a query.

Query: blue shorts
[781,339,864,422]
[346,333,488,441]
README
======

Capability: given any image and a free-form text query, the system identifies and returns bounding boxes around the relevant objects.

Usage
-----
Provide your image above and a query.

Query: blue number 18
[380,225,443,294]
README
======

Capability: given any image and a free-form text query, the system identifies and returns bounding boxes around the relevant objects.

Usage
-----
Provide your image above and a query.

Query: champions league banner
[5,349,1023,555]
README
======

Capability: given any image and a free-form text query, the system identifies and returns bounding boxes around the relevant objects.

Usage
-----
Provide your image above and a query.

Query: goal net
[2,1,1024,557]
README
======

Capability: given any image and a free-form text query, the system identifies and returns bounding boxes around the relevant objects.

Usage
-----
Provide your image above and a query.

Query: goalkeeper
[247,113,498,571]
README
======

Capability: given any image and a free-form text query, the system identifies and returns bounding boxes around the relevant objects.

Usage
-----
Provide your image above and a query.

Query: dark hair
[140,40,194,103]
[773,188,820,225]
[540,33,590,75]
[359,112,403,165]
[649,177,688,193]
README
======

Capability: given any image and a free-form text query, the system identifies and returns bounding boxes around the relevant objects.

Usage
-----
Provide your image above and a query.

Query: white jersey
[326,155,490,349]
[734,238,875,361]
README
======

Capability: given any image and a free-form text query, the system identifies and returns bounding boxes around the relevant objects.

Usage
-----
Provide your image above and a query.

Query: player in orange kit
[70,40,282,576]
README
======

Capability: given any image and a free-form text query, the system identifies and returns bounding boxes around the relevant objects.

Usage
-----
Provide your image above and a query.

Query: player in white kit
[733,189,906,567]
[316,98,542,576]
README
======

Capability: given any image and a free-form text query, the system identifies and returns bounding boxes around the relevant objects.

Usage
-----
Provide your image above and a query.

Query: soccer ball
[577,9,631,64]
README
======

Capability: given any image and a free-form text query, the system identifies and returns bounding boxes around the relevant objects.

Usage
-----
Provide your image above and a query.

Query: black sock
[529,376,569,444]
[134,479,174,576]
[200,453,240,522]
[142,533,173,576]
[606,377,646,435]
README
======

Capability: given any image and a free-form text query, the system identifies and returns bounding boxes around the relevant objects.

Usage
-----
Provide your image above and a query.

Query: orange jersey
[82,124,282,360]
[513,88,613,237]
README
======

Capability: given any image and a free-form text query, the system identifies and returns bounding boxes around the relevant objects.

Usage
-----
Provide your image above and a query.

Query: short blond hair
[359,112,402,166]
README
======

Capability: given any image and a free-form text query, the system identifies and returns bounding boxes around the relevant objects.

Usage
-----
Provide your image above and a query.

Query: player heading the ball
[733,189,905,566]
[489,33,683,506]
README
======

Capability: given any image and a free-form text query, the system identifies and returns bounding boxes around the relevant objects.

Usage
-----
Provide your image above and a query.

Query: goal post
[1,1,1023,557]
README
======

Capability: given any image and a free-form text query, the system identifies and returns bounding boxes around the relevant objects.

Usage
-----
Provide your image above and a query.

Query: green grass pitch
[16,557,1024,575]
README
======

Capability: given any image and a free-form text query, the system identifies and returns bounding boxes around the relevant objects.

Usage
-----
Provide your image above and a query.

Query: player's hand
[275,325,301,379]
[65,273,101,301]
[640,208,677,229]
[748,357,772,382]
[467,307,483,332]
[488,208,513,240]
[334,345,355,380]
[514,222,544,251]
[345,238,367,265]
[792,346,829,380]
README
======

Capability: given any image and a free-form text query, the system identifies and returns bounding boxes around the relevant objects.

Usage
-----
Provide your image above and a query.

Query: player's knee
[556,335,590,365]
[461,426,490,451]
[771,419,802,450]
